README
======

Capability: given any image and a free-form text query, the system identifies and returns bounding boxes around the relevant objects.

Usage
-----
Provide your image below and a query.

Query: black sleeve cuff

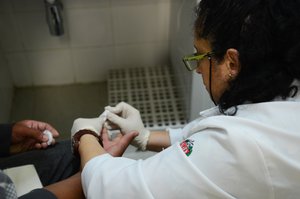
[0,124,13,157]
[19,188,57,199]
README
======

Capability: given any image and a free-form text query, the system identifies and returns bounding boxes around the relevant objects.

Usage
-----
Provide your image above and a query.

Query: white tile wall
[67,8,113,47]
[114,42,169,68]
[0,12,23,52]
[63,0,110,9]
[112,2,170,44]
[11,0,44,12]
[111,0,170,6]
[5,52,33,87]
[15,11,69,50]
[27,49,74,85]
[0,0,12,12]
[0,0,174,87]
[72,47,113,83]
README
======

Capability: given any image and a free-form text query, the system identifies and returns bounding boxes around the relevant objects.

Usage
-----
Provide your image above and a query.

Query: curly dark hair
[195,0,300,114]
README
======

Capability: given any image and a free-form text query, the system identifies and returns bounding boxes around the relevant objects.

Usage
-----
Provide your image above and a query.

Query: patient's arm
[79,128,137,168]
[44,172,84,199]
[146,130,171,152]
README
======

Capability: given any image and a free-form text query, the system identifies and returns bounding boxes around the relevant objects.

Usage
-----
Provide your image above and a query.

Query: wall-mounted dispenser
[44,0,64,36]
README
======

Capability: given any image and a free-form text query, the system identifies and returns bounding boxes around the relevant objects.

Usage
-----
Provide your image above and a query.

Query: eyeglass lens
[186,59,199,71]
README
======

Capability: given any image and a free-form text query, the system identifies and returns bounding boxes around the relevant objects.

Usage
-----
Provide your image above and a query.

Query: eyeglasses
[182,52,214,71]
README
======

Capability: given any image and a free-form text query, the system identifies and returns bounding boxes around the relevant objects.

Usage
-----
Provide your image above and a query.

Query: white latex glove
[71,110,109,154]
[105,102,150,151]
[71,110,109,137]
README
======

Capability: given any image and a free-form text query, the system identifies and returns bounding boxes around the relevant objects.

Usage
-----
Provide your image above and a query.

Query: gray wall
[0,51,14,122]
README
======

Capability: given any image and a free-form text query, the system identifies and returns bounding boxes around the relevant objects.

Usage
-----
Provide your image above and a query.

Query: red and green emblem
[180,139,194,156]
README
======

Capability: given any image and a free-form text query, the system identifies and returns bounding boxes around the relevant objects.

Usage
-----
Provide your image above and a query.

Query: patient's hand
[101,128,138,157]
[10,120,59,154]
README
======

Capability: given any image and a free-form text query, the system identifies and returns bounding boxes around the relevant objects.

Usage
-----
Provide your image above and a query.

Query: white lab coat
[82,85,300,199]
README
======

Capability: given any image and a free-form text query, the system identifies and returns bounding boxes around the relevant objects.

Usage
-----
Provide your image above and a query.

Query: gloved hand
[71,112,108,136]
[71,110,108,154]
[105,102,150,151]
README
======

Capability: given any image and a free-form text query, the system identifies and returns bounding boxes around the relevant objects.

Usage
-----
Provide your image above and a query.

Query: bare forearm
[45,173,84,199]
[79,134,106,168]
[146,130,171,152]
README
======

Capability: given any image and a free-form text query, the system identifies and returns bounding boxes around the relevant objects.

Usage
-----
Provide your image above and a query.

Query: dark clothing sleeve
[19,189,57,199]
[0,124,13,157]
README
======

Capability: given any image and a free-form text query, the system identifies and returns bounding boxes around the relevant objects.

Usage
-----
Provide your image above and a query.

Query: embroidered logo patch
[180,139,194,156]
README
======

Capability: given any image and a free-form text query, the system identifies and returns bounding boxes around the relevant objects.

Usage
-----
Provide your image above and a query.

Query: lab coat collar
[198,79,300,117]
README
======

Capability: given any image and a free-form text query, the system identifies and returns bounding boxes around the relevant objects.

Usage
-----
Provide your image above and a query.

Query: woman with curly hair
[73,0,300,198]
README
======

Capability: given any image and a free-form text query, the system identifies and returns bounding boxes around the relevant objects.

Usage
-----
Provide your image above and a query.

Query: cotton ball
[43,130,53,145]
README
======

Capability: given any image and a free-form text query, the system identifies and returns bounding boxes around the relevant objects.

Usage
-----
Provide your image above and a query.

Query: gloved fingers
[118,102,139,114]
[105,102,138,115]
[105,104,123,114]
[99,110,109,122]
[71,117,101,136]
[106,111,127,127]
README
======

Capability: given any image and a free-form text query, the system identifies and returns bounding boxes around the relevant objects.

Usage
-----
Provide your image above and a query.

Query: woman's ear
[225,48,240,77]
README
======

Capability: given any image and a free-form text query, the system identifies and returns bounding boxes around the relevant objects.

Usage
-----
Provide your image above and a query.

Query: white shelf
[108,66,186,130]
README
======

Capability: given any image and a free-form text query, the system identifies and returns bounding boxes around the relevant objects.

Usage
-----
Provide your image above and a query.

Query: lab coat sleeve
[167,116,209,145]
[167,127,184,144]
[82,145,218,199]
[81,154,154,199]
[81,140,238,199]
